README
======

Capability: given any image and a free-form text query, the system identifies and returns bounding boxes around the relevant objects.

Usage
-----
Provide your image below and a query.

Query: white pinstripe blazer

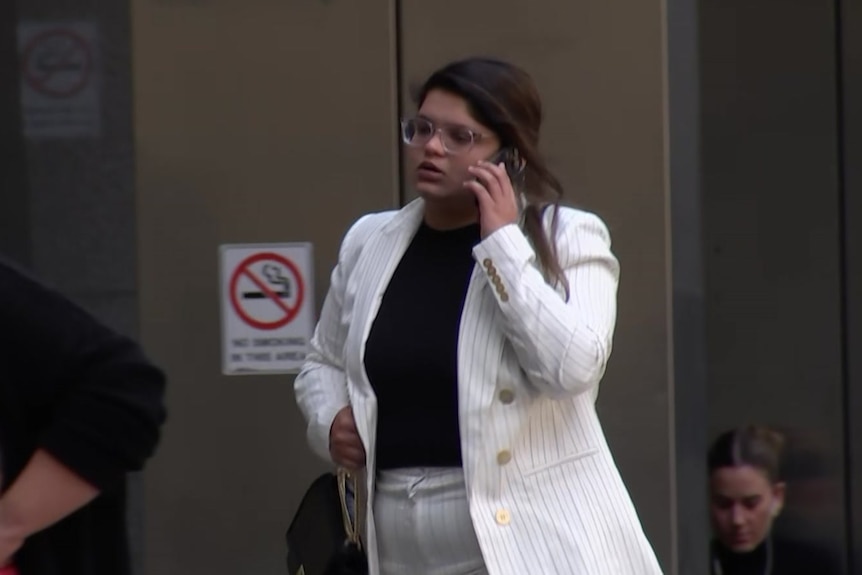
[295,198,663,575]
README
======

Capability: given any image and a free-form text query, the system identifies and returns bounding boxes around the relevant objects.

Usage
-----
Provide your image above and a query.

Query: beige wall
[133,0,673,572]
[132,1,399,573]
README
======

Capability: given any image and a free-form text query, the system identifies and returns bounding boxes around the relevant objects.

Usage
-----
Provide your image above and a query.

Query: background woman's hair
[708,425,786,483]
[415,57,570,299]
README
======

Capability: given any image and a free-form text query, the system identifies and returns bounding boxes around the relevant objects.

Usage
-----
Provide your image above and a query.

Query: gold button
[483,258,493,269]
[497,450,512,465]
[498,389,515,404]
[500,292,509,302]
[492,276,504,287]
[495,508,511,525]
[487,265,497,277]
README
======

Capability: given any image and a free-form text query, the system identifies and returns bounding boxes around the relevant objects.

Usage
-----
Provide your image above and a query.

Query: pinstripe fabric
[374,467,486,575]
[295,198,664,575]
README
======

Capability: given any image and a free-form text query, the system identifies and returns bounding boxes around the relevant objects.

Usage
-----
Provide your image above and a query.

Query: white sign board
[17,21,101,139]
[220,243,315,375]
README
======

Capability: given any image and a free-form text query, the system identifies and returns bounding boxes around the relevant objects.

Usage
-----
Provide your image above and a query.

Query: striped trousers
[374,467,487,575]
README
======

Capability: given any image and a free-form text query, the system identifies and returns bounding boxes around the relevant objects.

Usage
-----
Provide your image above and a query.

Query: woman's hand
[329,407,366,470]
[465,160,520,238]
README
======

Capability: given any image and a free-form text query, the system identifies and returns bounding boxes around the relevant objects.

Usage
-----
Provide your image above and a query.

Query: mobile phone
[484,147,524,183]
[472,147,527,212]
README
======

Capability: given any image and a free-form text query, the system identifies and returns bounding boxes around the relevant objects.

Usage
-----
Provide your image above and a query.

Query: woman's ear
[771,482,787,517]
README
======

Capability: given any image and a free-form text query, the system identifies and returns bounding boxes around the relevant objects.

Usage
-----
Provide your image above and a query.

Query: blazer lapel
[347,199,426,397]
[457,263,506,488]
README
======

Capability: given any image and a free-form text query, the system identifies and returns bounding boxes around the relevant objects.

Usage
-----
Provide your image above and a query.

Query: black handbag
[286,468,368,575]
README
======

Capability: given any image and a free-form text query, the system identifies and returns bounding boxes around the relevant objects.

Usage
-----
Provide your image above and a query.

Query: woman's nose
[423,130,446,155]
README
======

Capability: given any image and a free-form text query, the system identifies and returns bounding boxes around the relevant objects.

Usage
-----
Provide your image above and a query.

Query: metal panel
[666,0,710,572]
[132,1,400,573]
[701,1,847,570]
[841,0,862,571]
[0,1,30,265]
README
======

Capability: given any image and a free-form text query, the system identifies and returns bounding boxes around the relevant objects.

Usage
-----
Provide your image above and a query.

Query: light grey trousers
[374,467,488,575]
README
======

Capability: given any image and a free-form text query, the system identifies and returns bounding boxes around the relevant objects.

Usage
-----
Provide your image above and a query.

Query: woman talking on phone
[295,57,662,575]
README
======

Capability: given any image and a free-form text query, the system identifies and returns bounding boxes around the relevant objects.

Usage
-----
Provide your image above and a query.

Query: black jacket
[0,259,167,575]
[711,537,841,575]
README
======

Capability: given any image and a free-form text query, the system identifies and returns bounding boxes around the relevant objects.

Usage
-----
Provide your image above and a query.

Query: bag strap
[337,468,363,549]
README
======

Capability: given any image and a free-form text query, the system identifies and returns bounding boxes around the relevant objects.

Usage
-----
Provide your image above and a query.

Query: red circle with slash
[21,28,93,98]
[229,253,304,330]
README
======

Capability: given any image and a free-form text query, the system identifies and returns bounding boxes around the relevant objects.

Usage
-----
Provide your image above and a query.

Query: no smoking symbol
[22,28,92,98]
[229,253,305,330]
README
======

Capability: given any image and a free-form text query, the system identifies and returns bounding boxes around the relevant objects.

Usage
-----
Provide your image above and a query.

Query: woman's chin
[415,181,457,199]
[416,178,480,201]
[725,538,762,553]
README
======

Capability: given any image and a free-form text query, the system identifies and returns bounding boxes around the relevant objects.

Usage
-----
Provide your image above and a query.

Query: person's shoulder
[0,256,116,344]
[551,205,611,237]
[0,256,40,291]
[0,257,75,317]
[335,208,400,266]
[344,209,398,242]
[542,206,616,264]
[773,538,841,575]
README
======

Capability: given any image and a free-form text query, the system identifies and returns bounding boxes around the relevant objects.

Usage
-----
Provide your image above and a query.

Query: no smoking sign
[21,27,92,98]
[229,253,305,330]
[220,244,314,375]
[17,21,101,139]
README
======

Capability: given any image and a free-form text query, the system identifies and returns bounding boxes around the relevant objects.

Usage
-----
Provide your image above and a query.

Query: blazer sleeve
[294,214,377,462]
[471,209,619,398]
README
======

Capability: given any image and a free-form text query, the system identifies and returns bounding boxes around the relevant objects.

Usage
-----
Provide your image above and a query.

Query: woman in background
[708,425,839,575]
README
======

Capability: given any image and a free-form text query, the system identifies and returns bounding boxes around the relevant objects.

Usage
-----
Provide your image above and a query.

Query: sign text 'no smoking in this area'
[220,244,314,375]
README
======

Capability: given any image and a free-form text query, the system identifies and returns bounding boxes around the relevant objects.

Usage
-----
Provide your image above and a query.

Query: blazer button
[497,450,512,465]
[500,292,510,303]
[483,258,494,269]
[498,389,515,404]
[495,509,511,526]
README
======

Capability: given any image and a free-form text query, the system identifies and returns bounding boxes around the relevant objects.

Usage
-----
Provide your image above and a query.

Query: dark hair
[708,425,786,483]
[416,57,569,299]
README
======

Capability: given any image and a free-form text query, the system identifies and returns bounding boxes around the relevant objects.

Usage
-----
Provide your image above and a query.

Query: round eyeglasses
[400,117,491,155]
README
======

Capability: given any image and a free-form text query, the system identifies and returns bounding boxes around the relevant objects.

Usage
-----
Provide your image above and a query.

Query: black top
[364,222,480,470]
[710,537,840,575]
[0,258,167,575]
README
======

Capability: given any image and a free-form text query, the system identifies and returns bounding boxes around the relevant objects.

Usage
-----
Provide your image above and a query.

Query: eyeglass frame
[399,116,496,155]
